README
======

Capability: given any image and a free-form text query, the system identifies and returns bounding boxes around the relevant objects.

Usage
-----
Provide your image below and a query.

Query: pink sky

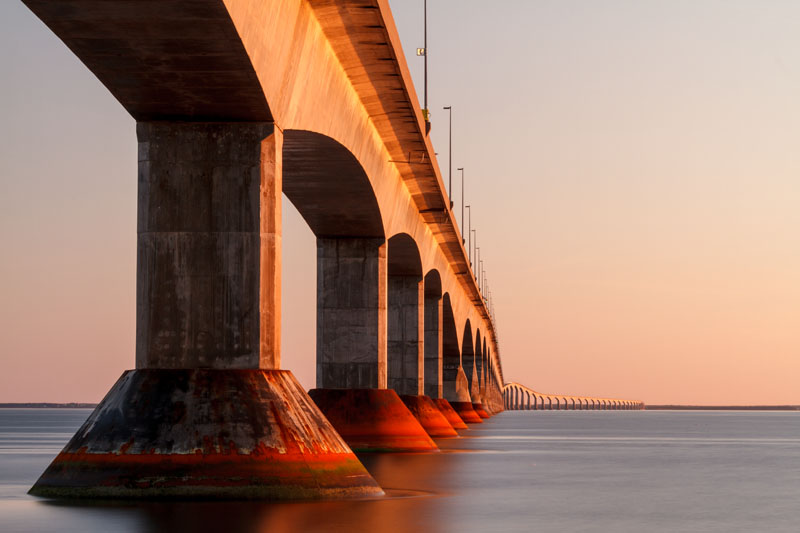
[1,1,798,405]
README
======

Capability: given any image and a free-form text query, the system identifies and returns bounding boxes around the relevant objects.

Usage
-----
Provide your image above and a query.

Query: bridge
[21,0,637,500]
[23,0,502,500]
[503,383,644,410]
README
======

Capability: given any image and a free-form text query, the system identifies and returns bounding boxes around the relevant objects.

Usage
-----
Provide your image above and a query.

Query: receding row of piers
[503,383,645,410]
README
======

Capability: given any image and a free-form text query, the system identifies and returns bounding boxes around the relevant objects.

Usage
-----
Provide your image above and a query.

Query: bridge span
[24,0,503,499]
[503,383,644,411]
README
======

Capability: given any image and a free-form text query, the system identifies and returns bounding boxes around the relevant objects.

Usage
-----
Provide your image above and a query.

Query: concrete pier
[312,236,439,452]
[316,238,387,389]
[31,123,381,498]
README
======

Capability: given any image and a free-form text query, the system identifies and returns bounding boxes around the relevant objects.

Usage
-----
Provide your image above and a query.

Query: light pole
[480,260,484,293]
[471,229,476,275]
[465,205,472,265]
[476,247,480,286]
[443,106,452,205]
[417,0,429,130]
[457,167,464,243]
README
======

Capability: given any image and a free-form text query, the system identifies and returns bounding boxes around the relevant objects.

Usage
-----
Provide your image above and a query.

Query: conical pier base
[400,395,458,438]
[309,388,439,453]
[30,369,383,499]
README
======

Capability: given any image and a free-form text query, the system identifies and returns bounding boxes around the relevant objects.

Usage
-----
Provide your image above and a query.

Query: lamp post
[476,247,480,286]
[471,229,476,275]
[423,0,428,114]
[465,205,472,265]
[417,0,429,129]
[457,167,464,243]
[443,106,452,205]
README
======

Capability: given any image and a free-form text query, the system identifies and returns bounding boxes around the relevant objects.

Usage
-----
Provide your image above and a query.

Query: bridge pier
[309,237,437,452]
[385,240,455,437]
[31,122,381,499]
[469,334,490,419]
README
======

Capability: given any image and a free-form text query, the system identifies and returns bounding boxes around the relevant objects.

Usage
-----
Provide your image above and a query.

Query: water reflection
[36,440,463,533]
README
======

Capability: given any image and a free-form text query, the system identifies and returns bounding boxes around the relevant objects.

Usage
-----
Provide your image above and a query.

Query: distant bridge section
[503,382,644,410]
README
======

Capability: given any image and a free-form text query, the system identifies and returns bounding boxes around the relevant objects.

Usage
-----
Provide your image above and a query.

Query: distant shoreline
[0,403,97,408]
[645,405,800,411]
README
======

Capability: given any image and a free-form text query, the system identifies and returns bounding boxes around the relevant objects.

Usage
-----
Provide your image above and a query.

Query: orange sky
[1,1,798,405]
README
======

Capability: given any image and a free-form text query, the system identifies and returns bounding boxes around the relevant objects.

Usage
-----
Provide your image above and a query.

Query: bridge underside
[23,0,272,121]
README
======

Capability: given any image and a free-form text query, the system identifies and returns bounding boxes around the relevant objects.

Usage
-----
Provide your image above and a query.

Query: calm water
[1,408,798,533]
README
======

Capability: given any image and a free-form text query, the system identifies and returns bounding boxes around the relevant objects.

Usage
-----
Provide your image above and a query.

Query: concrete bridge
[24,0,503,499]
[503,383,644,411]
[19,0,646,500]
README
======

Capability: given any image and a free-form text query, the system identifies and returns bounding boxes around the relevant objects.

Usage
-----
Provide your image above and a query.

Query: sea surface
[1,408,798,533]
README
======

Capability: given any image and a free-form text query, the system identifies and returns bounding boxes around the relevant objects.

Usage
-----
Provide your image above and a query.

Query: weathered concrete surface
[30,370,381,499]
[136,122,281,370]
[433,398,468,430]
[400,395,457,438]
[309,389,438,453]
[316,238,387,389]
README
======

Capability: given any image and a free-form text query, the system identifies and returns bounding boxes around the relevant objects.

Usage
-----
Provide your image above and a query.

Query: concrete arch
[387,234,423,396]
[423,269,443,399]
[283,130,384,238]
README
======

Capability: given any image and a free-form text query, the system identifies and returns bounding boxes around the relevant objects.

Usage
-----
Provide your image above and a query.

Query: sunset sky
[1,1,798,405]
